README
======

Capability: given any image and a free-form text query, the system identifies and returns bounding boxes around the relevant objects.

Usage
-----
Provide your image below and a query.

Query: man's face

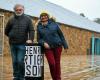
[41,15,49,22]
[15,6,24,16]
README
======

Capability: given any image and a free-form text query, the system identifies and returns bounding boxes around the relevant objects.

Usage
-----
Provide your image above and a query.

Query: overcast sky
[46,0,100,20]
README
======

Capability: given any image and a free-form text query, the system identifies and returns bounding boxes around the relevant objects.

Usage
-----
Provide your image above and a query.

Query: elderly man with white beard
[5,4,34,80]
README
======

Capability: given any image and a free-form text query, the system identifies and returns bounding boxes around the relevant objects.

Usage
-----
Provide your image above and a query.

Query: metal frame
[91,34,100,67]
[0,14,4,55]
[0,14,4,80]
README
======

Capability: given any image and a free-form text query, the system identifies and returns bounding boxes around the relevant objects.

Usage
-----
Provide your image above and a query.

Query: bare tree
[94,18,100,24]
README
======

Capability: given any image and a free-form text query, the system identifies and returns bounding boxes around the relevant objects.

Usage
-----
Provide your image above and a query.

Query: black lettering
[24,55,28,64]
[32,66,37,76]
[26,65,31,76]
[29,55,33,65]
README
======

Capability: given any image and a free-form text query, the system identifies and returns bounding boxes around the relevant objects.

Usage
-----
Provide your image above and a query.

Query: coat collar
[14,13,24,19]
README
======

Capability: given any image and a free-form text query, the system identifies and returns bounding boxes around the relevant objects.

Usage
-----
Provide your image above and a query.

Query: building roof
[0,0,100,33]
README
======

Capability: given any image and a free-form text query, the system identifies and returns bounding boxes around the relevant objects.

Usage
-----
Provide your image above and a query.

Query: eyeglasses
[41,15,48,19]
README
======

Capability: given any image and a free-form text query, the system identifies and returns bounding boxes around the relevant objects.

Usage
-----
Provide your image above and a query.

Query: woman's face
[41,15,48,22]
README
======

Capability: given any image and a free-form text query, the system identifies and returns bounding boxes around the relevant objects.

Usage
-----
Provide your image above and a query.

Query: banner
[24,43,44,80]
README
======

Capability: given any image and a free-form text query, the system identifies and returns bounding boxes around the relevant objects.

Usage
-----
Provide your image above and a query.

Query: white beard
[15,12,23,16]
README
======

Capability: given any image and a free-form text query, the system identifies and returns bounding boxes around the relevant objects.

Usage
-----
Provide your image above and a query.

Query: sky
[46,0,100,20]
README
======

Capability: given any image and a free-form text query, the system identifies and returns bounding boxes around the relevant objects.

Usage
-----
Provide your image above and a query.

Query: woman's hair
[39,12,56,22]
[50,17,56,22]
[40,12,50,19]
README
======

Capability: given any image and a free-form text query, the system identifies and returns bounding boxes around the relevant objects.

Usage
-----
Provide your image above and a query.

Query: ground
[0,55,100,80]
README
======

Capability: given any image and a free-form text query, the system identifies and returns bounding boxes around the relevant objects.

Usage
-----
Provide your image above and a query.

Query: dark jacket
[37,20,68,49]
[5,14,34,44]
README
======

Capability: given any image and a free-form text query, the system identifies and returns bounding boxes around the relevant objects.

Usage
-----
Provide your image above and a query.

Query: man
[5,4,34,80]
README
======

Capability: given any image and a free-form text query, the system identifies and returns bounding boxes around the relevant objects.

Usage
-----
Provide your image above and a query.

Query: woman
[37,12,68,80]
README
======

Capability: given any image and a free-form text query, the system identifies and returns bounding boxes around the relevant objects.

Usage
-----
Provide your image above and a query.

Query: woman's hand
[44,42,50,49]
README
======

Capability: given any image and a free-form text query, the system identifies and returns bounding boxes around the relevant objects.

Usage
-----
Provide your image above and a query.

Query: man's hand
[44,42,50,49]
[26,40,33,43]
